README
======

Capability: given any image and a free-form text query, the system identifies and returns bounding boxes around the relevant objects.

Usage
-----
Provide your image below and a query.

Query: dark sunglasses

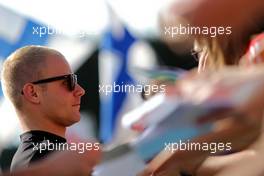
[21,74,77,94]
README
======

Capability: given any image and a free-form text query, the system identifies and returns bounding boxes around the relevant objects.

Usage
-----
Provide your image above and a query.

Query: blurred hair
[195,36,250,69]
[195,22,264,69]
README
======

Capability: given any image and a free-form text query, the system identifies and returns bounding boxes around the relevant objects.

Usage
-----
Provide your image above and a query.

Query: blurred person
[0,45,100,171]
[192,34,264,176]
[138,0,264,175]
[139,40,264,175]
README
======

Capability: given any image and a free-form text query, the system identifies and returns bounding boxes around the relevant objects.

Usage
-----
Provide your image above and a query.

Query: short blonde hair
[1,45,63,109]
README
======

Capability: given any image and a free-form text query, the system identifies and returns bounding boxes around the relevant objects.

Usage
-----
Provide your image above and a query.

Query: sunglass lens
[69,74,77,91]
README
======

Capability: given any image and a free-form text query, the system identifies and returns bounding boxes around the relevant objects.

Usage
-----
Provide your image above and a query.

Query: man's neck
[23,126,66,138]
[20,118,66,138]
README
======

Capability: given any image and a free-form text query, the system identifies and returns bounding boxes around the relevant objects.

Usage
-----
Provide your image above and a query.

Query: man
[1,45,92,170]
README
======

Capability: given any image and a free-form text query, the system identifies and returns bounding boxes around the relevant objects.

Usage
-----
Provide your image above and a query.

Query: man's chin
[65,115,81,126]
[72,115,81,123]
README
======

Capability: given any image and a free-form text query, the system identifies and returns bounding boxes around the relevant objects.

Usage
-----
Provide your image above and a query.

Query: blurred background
[0,0,198,171]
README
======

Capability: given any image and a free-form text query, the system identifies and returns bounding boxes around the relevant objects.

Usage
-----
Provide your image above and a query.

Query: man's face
[38,54,85,127]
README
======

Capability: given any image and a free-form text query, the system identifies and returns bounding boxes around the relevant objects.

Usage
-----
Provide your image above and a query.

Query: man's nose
[74,83,85,97]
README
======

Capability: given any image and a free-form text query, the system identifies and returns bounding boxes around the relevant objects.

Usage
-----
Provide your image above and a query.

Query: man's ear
[21,83,41,104]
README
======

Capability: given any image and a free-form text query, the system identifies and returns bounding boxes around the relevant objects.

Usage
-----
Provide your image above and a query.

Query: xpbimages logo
[164,140,232,154]
[32,25,66,37]
[164,24,232,38]
[99,82,166,95]
[32,25,93,38]
[32,140,100,154]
